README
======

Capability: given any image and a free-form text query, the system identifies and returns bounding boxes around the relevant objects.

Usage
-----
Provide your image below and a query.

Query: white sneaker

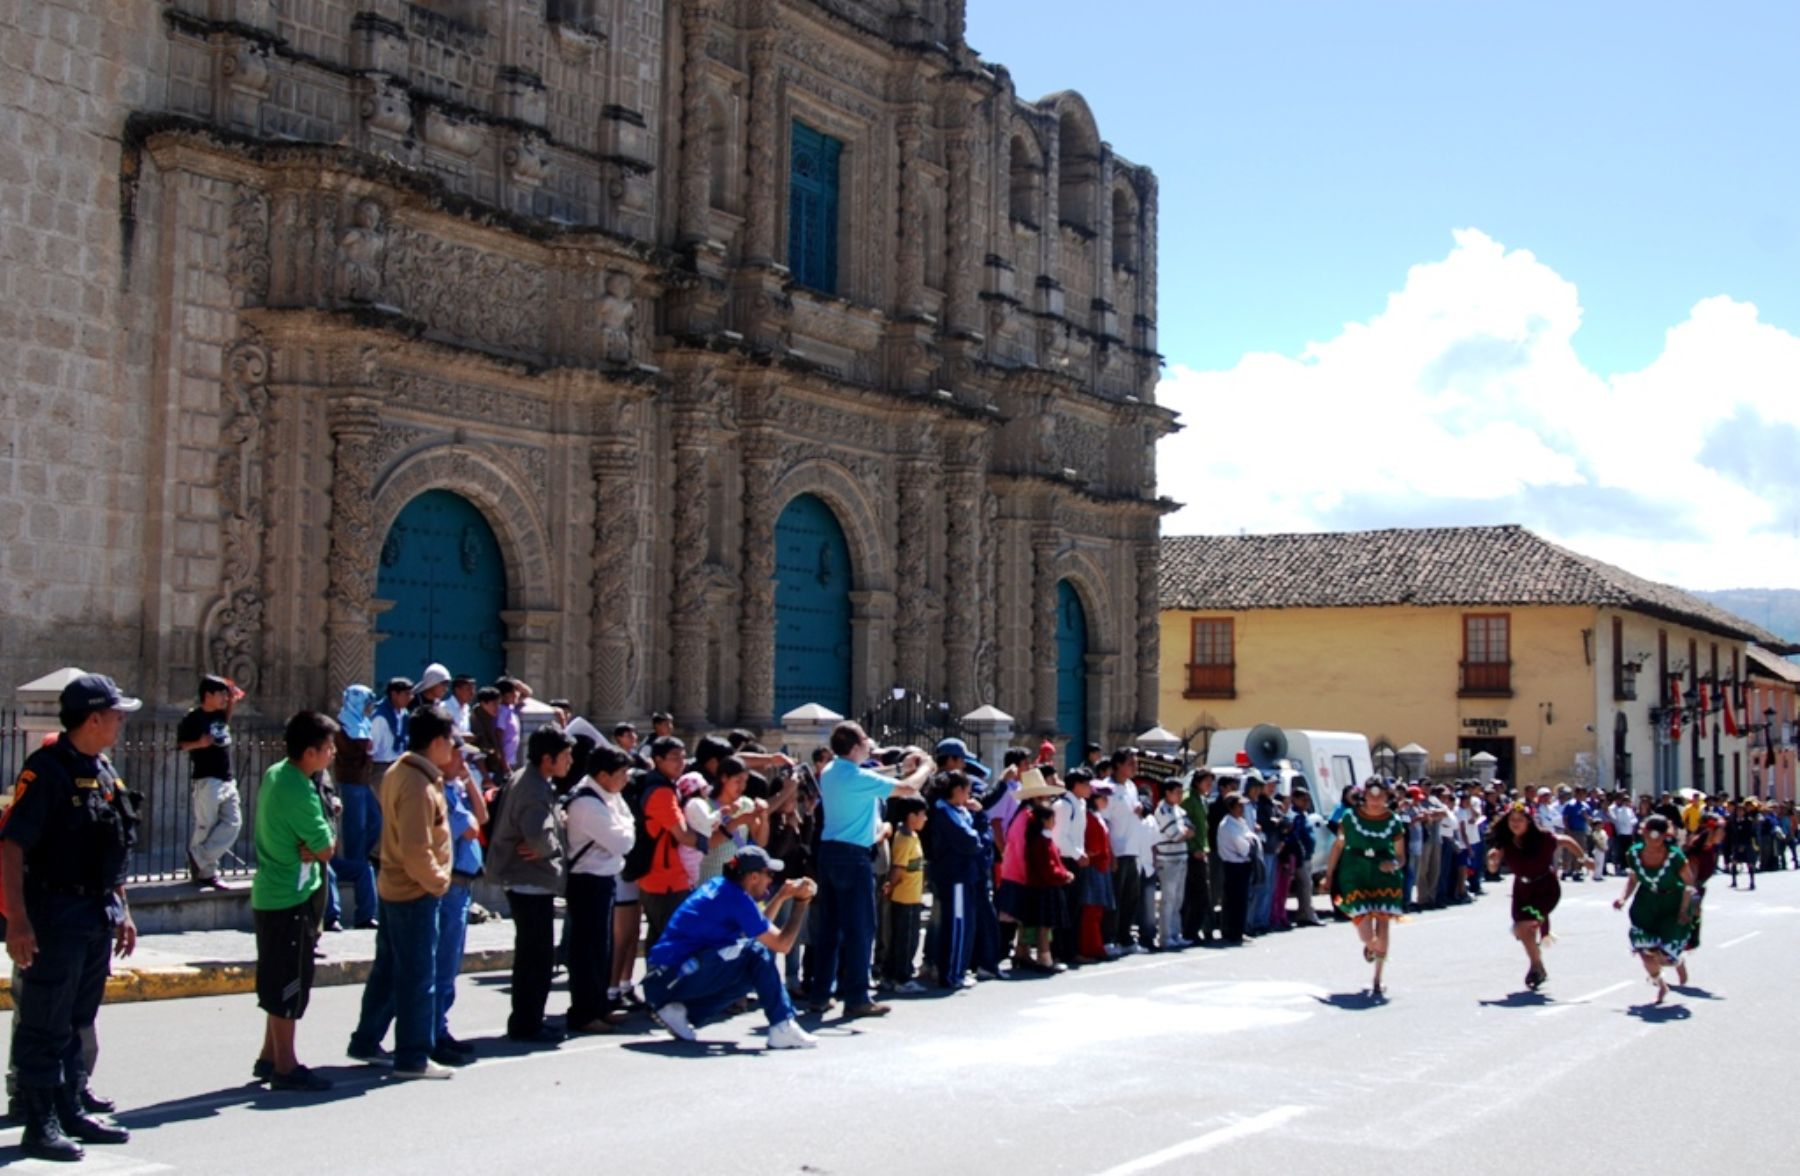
[959,974,978,989]
[652,1002,697,1042]
[392,1059,455,1081]
[894,980,929,995]
[766,1019,818,1050]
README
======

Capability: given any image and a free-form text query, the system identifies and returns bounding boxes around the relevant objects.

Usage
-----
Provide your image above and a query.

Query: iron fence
[0,707,286,883]
[859,693,966,752]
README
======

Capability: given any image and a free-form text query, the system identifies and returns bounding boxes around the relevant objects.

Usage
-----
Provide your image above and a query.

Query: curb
[0,948,515,1010]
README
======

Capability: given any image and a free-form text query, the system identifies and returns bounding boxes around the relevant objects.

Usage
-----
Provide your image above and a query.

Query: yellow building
[1157,526,1796,795]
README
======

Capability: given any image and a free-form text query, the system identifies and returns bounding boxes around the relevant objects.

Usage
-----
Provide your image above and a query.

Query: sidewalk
[0,919,518,1010]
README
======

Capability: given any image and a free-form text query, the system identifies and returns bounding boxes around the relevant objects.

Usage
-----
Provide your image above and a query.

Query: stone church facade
[1,0,1173,742]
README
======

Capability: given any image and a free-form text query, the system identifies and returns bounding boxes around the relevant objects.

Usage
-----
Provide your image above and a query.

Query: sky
[965,1,1800,591]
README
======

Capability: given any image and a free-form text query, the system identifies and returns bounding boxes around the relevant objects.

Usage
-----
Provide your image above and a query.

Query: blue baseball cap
[933,737,990,779]
[60,674,142,724]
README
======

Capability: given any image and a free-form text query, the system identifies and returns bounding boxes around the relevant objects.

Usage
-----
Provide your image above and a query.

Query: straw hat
[1013,767,1066,801]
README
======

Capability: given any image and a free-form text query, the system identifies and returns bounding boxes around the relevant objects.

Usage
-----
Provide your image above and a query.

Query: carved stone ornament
[384,226,546,354]
[225,187,270,308]
[202,329,273,693]
[336,199,388,304]
[597,271,637,365]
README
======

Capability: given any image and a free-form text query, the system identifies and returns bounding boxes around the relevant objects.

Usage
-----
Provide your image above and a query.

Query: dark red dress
[1498,833,1561,933]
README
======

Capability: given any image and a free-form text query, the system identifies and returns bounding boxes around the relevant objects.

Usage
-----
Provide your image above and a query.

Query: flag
[1699,683,1710,733]
[1724,689,1740,737]
[1669,699,1682,744]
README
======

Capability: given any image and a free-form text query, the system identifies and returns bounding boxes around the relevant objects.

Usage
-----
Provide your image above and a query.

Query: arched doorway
[774,493,853,716]
[1055,580,1089,765]
[375,489,508,688]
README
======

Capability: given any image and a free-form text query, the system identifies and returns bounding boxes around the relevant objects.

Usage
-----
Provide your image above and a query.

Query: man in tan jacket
[346,706,456,1080]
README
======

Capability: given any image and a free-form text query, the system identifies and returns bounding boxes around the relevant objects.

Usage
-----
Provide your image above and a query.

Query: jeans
[644,938,795,1028]
[350,893,441,1071]
[506,891,557,1038]
[1247,850,1277,932]
[1221,859,1252,943]
[565,873,616,1027]
[434,881,473,1040]
[10,894,110,1090]
[1154,857,1186,946]
[323,860,343,926]
[188,777,242,878]
[807,840,877,1009]
[337,783,380,925]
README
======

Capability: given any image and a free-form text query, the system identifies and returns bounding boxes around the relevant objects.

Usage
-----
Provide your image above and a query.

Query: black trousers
[1181,855,1216,940]
[1221,860,1253,943]
[884,902,923,983]
[1053,859,1082,962]
[1109,857,1142,947]
[563,874,615,1028]
[506,891,557,1037]
[11,893,110,1090]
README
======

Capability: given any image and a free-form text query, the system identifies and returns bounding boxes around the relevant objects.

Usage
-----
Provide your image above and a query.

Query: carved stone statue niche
[336,199,388,305]
[598,271,636,364]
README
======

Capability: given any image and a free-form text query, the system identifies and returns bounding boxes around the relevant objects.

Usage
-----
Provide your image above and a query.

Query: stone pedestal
[781,703,844,765]
[9,668,88,798]
[961,704,1015,769]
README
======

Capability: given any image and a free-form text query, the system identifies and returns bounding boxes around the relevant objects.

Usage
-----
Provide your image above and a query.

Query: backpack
[619,769,665,883]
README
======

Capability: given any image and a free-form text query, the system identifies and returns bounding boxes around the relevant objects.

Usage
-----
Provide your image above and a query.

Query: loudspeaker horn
[1244,723,1288,772]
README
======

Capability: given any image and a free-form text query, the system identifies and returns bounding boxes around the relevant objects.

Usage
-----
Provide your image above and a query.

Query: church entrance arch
[375,489,508,687]
[774,493,853,717]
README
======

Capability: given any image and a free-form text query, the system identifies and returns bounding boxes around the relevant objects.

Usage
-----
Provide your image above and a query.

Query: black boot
[55,1079,129,1145]
[20,1086,83,1162]
[79,1084,116,1114]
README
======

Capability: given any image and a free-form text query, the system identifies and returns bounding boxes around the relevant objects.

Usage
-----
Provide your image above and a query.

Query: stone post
[1470,750,1498,785]
[781,702,844,764]
[9,669,87,799]
[961,704,1015,769]
[1398,743,1430,780]
[325,394,381,693]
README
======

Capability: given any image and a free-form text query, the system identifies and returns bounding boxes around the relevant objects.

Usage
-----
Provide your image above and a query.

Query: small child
[883,798,929,993]
[1152,779,1194,950]
[1079,779,1117,961]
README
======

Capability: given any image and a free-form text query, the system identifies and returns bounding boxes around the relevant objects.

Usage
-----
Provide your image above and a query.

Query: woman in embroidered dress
[1613,815,1695,1004]
[1321,779,1407,998]
[1485,803,1593,990]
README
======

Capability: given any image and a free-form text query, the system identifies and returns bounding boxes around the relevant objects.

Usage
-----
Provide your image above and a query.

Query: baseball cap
[726,845,784,875]
[60,674,142,723]
[933,737,991,779]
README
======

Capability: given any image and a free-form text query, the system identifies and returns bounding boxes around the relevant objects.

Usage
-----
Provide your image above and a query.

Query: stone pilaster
[589,436,640,720]
[942,434,986,709]
[944,127,979,338]
[669,371,721,726]
[1031,527,1059,734]
[893,453,937,692]
[1135,541,1160,730]
[736,431,780,728]
[324,393,381,693]
[894,110,928,317]
[676,1,715,247]
[742,9,782,265]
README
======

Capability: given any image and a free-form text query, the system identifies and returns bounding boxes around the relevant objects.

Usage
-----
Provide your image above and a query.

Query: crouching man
[645,846,819,1050]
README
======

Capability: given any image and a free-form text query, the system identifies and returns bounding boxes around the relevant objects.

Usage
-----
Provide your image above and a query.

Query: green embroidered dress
[1336,810,1406,921]
[1627,844,1690,961]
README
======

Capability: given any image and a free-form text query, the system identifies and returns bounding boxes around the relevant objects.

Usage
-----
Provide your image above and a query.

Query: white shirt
[1456,802,1482,848]
[1217,813,1258,863]
[1539,802,1563,833]
[1609,803,1638,836]
[369,713,403,764]
[1108,779,1144,856]
[1053,791,1088,861]
[563,783,636,877]
[445,695,472,737]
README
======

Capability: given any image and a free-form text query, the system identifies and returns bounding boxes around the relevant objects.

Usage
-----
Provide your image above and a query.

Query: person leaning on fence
[1,674,142,1162]
[178,674,242,890]
[645,845,820,1050]
[250,710,340,1092]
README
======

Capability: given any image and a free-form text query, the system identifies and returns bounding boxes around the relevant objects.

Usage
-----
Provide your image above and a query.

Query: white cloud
[1156,228,1800,591]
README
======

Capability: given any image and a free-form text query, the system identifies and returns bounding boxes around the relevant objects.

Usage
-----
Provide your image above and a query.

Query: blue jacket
[924,800,983,889]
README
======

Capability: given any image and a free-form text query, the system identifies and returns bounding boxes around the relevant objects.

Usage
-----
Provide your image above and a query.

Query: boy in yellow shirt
[882,799,929,994]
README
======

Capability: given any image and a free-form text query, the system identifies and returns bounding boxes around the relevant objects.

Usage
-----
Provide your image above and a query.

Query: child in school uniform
[883,798,929,993]
[1078,777,1118,962]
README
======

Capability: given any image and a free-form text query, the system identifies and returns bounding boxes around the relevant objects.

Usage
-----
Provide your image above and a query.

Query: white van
[1207,725,1373,819]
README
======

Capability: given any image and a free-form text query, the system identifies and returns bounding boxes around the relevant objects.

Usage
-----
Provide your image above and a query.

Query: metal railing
[1,707,287,883]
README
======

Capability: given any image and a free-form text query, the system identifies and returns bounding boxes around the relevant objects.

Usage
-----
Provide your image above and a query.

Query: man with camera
[644,845,820,1050]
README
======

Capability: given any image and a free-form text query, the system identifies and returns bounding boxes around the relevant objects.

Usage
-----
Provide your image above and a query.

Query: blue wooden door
[1055,580,1089,766]
[774,493,852,716]
[788,120,841,293]
[375,490,507,688]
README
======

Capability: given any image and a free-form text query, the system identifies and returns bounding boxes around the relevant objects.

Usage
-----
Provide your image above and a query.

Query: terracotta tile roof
[1159,525,1794,649]
[1747,645,1800,684]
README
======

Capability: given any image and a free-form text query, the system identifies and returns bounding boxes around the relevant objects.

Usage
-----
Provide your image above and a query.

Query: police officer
[0,674,141,1161]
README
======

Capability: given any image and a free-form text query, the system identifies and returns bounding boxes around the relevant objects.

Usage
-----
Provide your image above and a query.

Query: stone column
[676,0,714,247]
[736,432,780,729]
[893,454,936,692]
[894,112,927,318]
[942,438,985,710]
[742,10,782,265]
[944,127,979,338]
[669,373,720,726]
[589,437,640,721]
[325,394,381,693]
[1135,541,1160,731]
[1031,528,1059,734]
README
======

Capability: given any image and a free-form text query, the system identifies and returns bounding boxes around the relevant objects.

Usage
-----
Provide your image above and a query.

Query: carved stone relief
[201,329,273,692]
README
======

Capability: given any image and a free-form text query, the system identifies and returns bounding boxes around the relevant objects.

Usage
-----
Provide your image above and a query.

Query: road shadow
[116,1067,382,1130]
[1312,990,1386,1011]
[1625,1002,1693,1023]
[619,1038,758,1058]
[1668,985,1722,1001]
[1477,990,1551,1009]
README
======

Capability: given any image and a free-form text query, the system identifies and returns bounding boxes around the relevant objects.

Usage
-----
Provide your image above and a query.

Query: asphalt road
[3,868,1794,1175]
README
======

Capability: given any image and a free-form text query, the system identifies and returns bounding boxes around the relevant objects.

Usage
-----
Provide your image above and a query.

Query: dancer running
[1613,815,1695,1004]
[1321,779,1406,998]
[1485,802,1593,990]
[1674,815,1725,984]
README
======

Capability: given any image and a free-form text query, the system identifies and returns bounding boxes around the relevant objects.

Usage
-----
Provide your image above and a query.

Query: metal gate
[860,692,967,752]
[375,489,508,688]
[1055,580,1088,765]
[774,493,852,717]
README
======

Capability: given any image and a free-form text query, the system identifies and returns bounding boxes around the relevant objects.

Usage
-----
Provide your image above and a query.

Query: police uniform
[1,675,139,1158]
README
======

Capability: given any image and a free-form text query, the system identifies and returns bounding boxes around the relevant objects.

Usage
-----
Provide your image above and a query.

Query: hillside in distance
[1696,588,1800,646]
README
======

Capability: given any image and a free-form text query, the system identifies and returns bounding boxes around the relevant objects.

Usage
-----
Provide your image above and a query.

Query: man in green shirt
[251,711,339,1091]
[1180,769,1217,944]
